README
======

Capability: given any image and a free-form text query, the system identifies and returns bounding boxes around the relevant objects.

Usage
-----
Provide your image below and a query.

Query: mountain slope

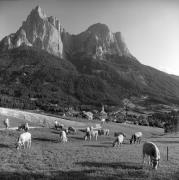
[0,47,133,111]
[0,6,179,112]
[0,6,64,57]
[69,23,131,59]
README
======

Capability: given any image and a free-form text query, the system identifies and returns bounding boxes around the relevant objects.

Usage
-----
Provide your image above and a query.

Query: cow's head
[16,142,21,150]
[152,158,159,170]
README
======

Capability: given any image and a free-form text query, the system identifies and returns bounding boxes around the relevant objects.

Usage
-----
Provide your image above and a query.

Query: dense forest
[0,47,179,113]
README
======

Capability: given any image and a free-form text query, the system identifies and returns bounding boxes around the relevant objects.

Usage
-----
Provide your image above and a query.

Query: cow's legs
[142,154,145,165]
[148,156,151,165]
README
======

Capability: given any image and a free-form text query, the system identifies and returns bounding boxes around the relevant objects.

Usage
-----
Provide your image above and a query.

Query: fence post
[167,146,168,161]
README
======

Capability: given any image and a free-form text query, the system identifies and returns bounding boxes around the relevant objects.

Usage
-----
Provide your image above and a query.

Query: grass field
[0,110,178,180]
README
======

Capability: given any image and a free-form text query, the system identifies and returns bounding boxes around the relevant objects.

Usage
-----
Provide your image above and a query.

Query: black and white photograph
[0,0,178,179]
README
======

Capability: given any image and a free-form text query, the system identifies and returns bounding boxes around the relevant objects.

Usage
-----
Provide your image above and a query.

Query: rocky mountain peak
[32,5,46,19]
[0,6,64,57]
[87,23,110,34]
[71,23,131,59]
[0,6,132,59]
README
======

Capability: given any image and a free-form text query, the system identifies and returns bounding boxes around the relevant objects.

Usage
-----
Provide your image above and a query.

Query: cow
[142,141,160,170]
[84,127,91,141]
[113,134,125,147]
[59,130,68,143]
[98,129,110,136]
[130,132,142,144]
[4,118,9,129]
[54,121,64,130]
[84,126,98,141]
[68,126,76,134]
[17,123,29,132]
[16,132,31,150]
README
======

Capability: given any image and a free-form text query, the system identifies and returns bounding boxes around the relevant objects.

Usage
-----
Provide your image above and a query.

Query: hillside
[0,47,128,110]
[0,108,178,180]
[0,46,179,113]
[0,6,179,112]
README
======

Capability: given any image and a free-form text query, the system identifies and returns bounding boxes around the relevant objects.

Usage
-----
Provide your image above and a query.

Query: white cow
[84,126,98,141]
[54,121,64,130]
[113,134,125,147]
[143,141,160,170]
[130,132,142,144]
[4,118,9,129]
[59,130,68,143]
[17,132,31,150]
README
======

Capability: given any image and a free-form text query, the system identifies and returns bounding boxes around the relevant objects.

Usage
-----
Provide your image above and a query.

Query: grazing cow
[54,121,64,130]
[98,129,110,136]
[143,141,160,170]
[130,132,142,144]
[16,132,31,150]
[84,126,98,141]
[84,127,91,140]
[68,126,76,134]
[4,118,9,129]
[59,130,68,143]
[113,134,125,147]
[18,123,29,132]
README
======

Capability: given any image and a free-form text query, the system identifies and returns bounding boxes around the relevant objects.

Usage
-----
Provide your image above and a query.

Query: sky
[0,0,179,76]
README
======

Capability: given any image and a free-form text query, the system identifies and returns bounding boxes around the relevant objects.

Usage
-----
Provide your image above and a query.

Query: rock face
[0,6,64,57]
[0,6,131,59]
[71,23,131,59]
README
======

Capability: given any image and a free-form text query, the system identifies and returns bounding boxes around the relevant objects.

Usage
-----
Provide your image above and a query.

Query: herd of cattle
[2,118,160,170]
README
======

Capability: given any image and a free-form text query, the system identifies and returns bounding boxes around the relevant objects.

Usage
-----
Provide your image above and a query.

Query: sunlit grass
[0,119,178,179]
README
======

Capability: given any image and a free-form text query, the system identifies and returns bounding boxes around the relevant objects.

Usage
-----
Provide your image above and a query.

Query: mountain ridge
[0,6,179,112]
[0,6,131,59]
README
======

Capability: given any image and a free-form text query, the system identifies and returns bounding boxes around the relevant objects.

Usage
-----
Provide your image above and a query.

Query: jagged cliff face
[72,23,131,59]
[0,6,131,59]
[0,6,64,57]
[1,6,179,108]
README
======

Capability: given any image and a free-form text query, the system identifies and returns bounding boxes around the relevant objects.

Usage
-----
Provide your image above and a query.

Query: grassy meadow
[0,112,178,180]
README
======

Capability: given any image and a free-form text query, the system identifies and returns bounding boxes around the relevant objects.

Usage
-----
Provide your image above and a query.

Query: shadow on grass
[70,136,84,140]
[101,141,112,145]
[76,161,143,170]
[51,130,60,135]
[33,137,58,143]
[151,133,165,137]
[152,136,179,139]
[84,144,111,148]
[0,143,10,148]
[151,140,179,144]
[0,170,122,180]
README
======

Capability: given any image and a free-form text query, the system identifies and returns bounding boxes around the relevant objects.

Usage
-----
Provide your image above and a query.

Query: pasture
[0,111,178,180]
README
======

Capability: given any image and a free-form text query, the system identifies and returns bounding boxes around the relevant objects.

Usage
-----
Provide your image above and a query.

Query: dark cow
[98,129,110,136]
[17,123,29,132]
